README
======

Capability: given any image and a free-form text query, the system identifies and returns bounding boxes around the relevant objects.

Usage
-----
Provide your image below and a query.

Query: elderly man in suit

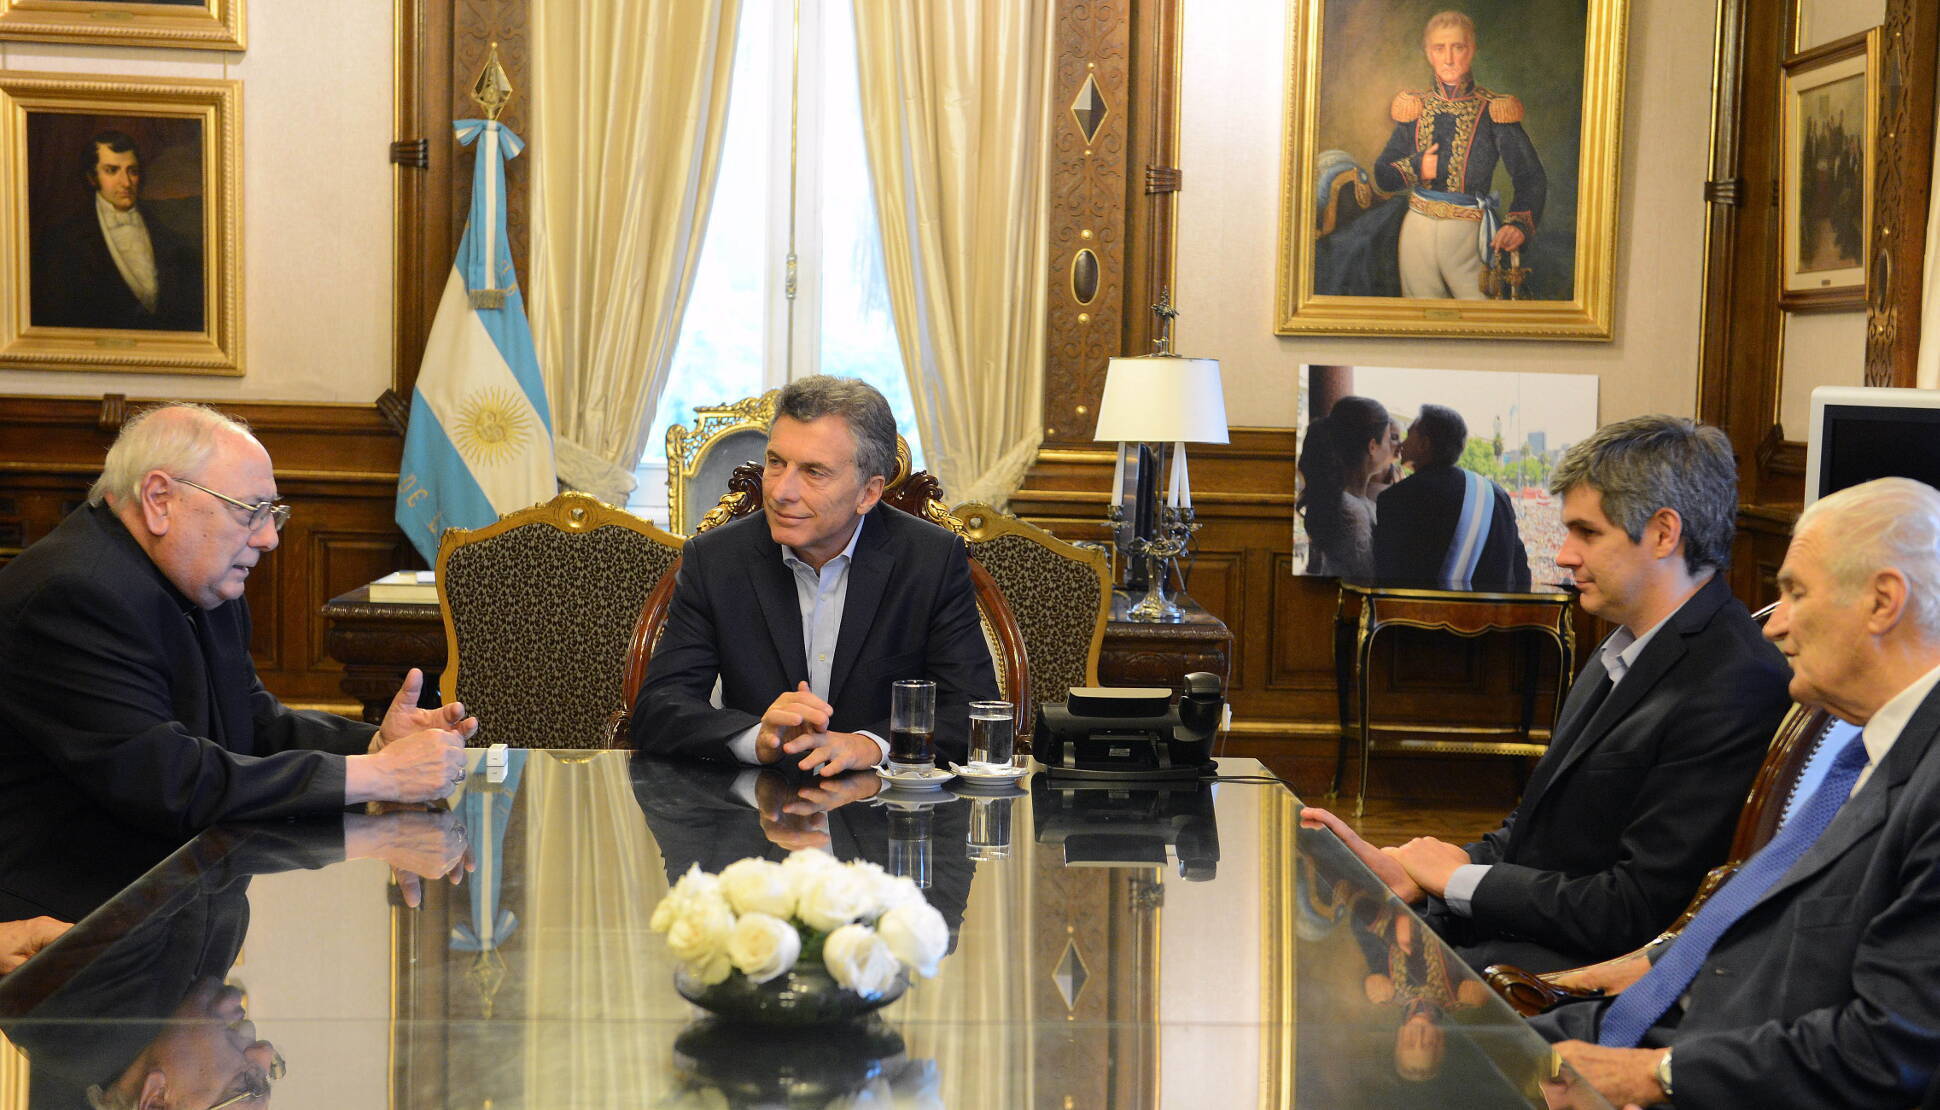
[632,375,997,772]
[0,403,472,922]
[1305,415,1792,973]
[1537,476,1940,1109]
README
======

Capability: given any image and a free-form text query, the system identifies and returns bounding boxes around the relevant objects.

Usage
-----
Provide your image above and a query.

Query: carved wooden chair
[952,502,1111,738]
[1483,699,1848,1016]
[664,389,778,536]
[616,442,1030,742]
[436,491,683,749]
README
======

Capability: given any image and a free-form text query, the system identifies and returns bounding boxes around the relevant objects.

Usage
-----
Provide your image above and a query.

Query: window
[629,0,920,525]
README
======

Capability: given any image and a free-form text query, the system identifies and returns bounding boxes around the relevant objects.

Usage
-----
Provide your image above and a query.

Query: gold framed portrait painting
[0,0,244,52]
[1779,28,1877,312]
[0,72,242,375]
[1276,0,1628,340]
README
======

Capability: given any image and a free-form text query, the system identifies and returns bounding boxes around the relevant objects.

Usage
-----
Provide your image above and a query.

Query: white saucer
[876,765,955,789]
[948,761,1029,783]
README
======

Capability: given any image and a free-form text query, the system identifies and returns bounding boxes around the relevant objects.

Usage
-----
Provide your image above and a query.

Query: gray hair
[1548,414,1738,575]
[87,402,254,507]
[1795,477,1940,635]
[772,376,898,482]
[1423,10,1476,47]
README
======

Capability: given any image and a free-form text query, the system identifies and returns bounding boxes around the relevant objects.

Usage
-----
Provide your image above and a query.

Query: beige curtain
[531,2,741,506]
[853,1,1055,507]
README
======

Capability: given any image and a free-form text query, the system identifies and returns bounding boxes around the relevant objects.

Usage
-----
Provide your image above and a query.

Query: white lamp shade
[1092,356,1229,444]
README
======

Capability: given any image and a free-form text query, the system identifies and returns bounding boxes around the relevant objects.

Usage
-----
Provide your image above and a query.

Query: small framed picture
[0,0,245,52]
[1779,28,1877,311]
[0,71,243,375]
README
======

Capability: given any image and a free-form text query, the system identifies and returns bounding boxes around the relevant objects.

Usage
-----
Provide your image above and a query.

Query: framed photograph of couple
[0,71,243,376]
[1778,28,1877,311]
[1276,0,1628,340]
[0,0,244,52]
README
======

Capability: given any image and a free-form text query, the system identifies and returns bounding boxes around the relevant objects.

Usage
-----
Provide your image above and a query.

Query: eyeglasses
[205,1047,286,1109]
[172,476,292,532]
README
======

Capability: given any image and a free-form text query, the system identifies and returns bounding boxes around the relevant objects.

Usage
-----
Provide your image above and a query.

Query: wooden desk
[323,584,1237,722]
[1333,580,1575,817]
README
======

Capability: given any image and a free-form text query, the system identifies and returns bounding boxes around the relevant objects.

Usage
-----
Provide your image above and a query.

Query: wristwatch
[1653,1048,1674,1099]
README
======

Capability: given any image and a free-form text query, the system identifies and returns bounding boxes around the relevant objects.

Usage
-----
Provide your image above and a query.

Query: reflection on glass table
[0,752,1609,1109]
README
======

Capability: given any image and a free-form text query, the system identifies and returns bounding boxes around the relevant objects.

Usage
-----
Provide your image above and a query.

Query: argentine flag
[396,118,555,563]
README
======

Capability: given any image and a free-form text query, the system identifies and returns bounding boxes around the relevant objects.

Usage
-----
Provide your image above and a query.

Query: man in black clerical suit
[30,130,204,332]
[632,375,997,771]
[1534,478,1940,1110]
[1305,415,1791,973]
[0,403,472,922]
[1372,403,1531,590]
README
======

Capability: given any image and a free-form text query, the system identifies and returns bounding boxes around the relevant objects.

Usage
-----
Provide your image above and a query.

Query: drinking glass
[968,700,1015,769]
[889,679,937,774]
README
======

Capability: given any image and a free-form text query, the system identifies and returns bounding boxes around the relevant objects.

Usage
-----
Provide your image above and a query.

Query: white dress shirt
[96,194,160,313]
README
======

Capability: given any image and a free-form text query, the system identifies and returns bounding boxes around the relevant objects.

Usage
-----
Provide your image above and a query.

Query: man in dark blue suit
[632,376,997,772]
[1306,416,1791,973]
[1538,477,1940,1109]
[1373,403,1531,590]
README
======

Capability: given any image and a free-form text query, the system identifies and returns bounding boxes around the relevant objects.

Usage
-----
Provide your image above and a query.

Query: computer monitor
[1804,385,1940,506]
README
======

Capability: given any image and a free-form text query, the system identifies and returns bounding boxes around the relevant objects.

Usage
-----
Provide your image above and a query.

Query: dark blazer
[1534,679,1940,1110]
[1373,465,1532,590]
[0,505,373,921]
[31,201,203,332]
[1430,574,1791,971]
[631,505,998,766]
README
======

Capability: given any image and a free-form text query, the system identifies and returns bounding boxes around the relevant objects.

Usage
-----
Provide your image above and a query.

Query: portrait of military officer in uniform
[26,115,206,333]
[1305,1,1591,306]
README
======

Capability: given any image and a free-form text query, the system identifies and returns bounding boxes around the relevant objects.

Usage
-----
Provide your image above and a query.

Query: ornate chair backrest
[437,491,683,749]
[665,390,778,536]
[953,502,1112,734]
[620,445,1031,736]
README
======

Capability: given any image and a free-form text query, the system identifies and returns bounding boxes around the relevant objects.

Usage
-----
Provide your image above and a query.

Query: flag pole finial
[471,42,514,122]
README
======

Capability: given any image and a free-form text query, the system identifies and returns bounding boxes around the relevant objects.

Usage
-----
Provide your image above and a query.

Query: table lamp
[1093,296,1228,621]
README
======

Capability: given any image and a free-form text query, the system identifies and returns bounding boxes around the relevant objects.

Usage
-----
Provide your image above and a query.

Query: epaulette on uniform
[1484,90,1524,124]
[1390,90,1423,123]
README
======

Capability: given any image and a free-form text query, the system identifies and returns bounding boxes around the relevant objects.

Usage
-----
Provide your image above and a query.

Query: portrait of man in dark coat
[28,120,206,333]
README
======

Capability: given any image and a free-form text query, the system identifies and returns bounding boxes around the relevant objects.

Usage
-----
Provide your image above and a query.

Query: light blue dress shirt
[725,516,889,765]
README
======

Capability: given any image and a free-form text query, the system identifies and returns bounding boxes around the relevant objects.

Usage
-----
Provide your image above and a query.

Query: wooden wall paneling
[1043,0,1134,444]
[393,0,456,397]
[1863,0,1939,387]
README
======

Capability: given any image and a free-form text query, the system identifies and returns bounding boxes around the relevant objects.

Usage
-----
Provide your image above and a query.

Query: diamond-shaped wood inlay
[1053,936,1090,1010]
[1070,73,1109,144]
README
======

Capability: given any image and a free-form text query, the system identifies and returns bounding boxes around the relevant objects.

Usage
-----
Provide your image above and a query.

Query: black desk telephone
[1033,672,1224,779]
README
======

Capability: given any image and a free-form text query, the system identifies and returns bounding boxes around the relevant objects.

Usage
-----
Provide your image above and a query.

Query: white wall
[0,2,393,403]
[1175,0,1719,427]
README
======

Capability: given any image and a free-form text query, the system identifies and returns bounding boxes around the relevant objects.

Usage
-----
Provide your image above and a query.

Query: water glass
[968,700,1015,769]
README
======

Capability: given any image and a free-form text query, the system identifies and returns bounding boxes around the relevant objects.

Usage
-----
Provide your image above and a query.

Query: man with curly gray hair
[1306,414,1791,975]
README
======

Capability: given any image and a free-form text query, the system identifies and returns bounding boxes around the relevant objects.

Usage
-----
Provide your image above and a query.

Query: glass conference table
[0,753,1608,1109]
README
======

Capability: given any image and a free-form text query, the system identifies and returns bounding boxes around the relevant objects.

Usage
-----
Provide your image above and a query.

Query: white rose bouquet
[651,850,949,1000]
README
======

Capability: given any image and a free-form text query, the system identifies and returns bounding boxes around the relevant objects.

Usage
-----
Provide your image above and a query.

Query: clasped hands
[1298,806,1472,904]
[753,766,882,850]
[346,805,474,909]
[757,682,883,776]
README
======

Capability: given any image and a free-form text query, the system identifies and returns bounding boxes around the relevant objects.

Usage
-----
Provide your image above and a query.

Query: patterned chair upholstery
[437,491,683,749]
[620,446,1030,738]
[953,503,1112,735]
[665,390,777,536]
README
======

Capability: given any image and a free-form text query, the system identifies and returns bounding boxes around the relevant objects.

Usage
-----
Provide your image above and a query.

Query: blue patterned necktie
[1596,731,1871,1048]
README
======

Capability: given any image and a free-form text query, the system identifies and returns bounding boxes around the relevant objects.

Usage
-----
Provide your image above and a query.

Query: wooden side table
[1098,589,1234,694]
[1333,581,1575,816]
